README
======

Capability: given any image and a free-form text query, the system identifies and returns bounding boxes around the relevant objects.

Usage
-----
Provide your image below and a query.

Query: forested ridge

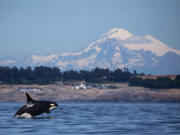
[0,66,132,84]
[0,66,180,89]
[129,75,180,89]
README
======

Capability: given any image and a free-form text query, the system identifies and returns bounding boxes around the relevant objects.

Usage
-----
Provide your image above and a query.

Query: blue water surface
[0,102,180,135]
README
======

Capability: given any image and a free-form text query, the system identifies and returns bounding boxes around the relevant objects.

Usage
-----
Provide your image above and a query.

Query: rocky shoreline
[0,84,180,102]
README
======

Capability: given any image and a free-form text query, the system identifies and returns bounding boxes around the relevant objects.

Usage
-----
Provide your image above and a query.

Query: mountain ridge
[1,28,180,74]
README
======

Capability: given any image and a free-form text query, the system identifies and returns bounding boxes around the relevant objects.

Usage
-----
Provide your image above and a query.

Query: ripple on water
[0,102,180,135]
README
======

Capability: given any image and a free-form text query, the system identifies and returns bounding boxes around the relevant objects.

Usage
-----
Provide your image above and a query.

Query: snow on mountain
[123,35,180,56]
[1,28,180,74]
[102,28,133,41]
[30,54,58,64]
[0,59,16,66]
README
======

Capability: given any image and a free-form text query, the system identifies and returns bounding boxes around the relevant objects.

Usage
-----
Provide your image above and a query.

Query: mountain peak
[1,27,180,74]
[102,28,133,41]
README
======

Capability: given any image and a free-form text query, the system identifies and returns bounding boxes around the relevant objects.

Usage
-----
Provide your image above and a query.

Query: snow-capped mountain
[1,28,180,74]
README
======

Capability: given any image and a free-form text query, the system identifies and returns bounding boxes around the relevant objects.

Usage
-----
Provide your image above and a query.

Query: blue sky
[0,0,180,59]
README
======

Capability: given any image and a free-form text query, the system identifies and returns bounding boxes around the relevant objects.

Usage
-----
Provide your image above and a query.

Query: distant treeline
[0,66,180,89]
[129,76,180,89]
[0,66,133,84]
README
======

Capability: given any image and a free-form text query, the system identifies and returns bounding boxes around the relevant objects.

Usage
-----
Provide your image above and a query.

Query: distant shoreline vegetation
[0,66,179,89]
[129,76,180,89]
[0,66,133,84]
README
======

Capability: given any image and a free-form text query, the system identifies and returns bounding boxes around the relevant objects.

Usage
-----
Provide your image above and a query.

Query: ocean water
[0,102,180,135]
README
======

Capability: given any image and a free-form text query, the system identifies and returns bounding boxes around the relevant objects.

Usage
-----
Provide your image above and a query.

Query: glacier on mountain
[1,28,180,74]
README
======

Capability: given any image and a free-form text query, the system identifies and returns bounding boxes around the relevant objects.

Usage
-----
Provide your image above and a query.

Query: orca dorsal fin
[26,93,34,103]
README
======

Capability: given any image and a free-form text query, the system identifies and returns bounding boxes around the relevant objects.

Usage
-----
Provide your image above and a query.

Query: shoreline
[0,83,180,102]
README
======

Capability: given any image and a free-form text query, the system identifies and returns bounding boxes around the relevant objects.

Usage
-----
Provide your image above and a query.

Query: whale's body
[14,93,58,118]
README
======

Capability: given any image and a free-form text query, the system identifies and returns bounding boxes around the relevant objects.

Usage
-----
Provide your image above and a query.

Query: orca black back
[26,93,34,103]
[14,93,58,118]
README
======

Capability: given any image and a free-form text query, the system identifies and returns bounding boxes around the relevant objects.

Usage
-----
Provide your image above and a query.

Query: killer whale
[14,93,58,118]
